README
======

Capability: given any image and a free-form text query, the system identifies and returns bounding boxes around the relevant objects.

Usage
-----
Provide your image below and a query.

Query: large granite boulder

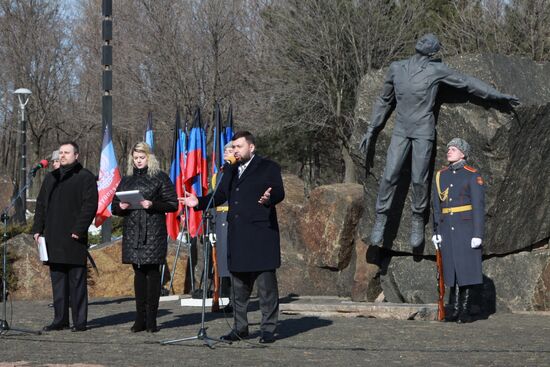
[299,183,364,270]
[5,234,189,300]
[0,175,14,213]
[375,246,550,313]
[352,54,550,255]
[350,240,382,302]
[278,175,362,297]
[88,239,189,298]
[484,247,550,312]
[380,256,437,304]
[4,234,51,301]
[350,212,383,302]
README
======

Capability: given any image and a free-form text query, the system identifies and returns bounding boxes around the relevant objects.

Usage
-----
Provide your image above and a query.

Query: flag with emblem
[95,125,121,226]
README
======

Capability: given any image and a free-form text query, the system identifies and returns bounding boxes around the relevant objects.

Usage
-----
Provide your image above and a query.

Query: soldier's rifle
[435,241,445,321]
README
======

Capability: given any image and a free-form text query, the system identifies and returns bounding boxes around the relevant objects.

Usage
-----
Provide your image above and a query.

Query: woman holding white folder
[112,142,177,333]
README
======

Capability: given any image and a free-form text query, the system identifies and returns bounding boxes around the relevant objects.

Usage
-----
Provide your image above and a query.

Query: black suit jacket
[198,155,285,272]
[32,162,98,265]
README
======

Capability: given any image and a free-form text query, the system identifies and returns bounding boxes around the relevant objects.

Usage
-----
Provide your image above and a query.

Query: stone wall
[5,235,188,301]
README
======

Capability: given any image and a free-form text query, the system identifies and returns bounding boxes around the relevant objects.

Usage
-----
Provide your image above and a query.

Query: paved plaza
[1,297,549,366]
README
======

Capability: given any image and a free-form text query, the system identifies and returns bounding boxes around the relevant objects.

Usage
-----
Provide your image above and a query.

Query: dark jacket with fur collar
[32,162,98,265]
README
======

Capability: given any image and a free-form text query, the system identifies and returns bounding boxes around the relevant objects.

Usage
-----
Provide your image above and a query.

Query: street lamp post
[14,88,32,221]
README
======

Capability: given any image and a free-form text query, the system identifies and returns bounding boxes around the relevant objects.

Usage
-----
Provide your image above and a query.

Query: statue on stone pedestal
[359,33,519,247]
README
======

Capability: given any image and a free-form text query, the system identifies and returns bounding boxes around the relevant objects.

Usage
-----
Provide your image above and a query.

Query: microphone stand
[166,220,191,295]
[1,170,42,335]
[160,167,231,348]
[161,187,196,296]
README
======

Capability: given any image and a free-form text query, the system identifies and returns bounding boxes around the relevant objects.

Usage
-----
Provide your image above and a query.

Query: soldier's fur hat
[447,138,471,158]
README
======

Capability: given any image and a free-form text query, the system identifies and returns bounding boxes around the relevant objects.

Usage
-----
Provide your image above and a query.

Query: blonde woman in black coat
[112,142,177,332]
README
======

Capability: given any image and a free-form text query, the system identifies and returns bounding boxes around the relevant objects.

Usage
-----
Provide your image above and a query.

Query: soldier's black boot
[410,214,424,247]
[445,285,460,322]
[457,286,473,324]
[370,214,387,245]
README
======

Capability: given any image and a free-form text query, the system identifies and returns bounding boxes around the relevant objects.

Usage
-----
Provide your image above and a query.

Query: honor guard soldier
[432,138,485,323]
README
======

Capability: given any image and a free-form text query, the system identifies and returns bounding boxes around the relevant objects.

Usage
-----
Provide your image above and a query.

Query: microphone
[222,155,237,170]
[30,159,49,176]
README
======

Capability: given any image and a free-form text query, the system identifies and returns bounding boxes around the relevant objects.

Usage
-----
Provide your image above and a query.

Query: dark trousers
[231,270,278,334]
[376,135,433,214]
[49,263,88,328]
[132,264,161,328]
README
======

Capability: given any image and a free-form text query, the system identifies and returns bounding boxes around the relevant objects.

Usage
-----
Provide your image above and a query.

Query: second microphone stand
[1,171,42,336]
[160,168,230,348]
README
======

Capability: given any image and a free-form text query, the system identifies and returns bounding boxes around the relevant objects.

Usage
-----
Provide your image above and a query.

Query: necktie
[238,164,245,178]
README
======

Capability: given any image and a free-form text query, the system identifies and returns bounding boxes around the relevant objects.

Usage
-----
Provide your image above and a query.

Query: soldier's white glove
[431,235,442,249]
[471,237,482,248]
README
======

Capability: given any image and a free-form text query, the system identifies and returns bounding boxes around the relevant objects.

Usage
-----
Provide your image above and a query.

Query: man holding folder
[32,142,98,332]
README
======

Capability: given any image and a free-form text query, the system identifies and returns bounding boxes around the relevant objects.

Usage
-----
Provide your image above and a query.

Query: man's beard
[238,153,252,164]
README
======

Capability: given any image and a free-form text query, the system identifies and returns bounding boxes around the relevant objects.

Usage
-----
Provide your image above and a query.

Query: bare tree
[506,0,550,61]
[251,0,424,184]
[0,0,76,193]
[71,0,262,171]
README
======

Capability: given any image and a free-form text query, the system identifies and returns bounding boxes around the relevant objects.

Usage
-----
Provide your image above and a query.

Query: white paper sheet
[38,236,48,262]
[115,190,145,209]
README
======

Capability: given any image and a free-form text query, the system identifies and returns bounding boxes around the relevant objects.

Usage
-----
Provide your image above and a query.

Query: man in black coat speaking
[181,131,285,344]
[32,142,98,332]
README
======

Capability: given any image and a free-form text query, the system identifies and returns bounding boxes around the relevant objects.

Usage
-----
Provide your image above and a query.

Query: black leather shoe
[42,323,70,332]
[71,326,87,332]
[259,332,275,344]
[220,329,249,341]
[146,326,160,333]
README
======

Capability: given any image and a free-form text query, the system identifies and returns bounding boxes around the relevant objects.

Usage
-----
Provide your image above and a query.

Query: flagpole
[101,0,113,243]
[181,184,196,294]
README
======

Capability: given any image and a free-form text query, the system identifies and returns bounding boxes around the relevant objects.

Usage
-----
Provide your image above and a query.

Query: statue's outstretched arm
[439,66,520,107]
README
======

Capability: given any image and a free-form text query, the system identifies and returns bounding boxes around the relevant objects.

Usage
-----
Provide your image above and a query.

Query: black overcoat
[32,162,99,265]
[198,155,285,272]
[112,168,178,265]
[433,163,485,287]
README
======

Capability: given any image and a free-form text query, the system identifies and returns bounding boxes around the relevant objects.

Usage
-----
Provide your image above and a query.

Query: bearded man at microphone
[32,142,98,332]
[180,131,285,344]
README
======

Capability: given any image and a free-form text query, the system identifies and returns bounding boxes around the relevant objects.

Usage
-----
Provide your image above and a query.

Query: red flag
[184,107,208,237]
[95,125,121,226]
[166,110,185,240]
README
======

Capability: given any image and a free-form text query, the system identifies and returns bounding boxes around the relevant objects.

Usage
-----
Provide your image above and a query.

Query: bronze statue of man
[360,33,518,247]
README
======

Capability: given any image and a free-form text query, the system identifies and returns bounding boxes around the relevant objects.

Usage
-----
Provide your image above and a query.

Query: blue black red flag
[166,110,185,240]
[144,111,154,150]
[225,105,234,143]
[211,102,226,188]
[184,107,208,237]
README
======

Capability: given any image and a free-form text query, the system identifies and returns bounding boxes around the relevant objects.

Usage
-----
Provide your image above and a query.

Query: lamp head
[14,88,32,106]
